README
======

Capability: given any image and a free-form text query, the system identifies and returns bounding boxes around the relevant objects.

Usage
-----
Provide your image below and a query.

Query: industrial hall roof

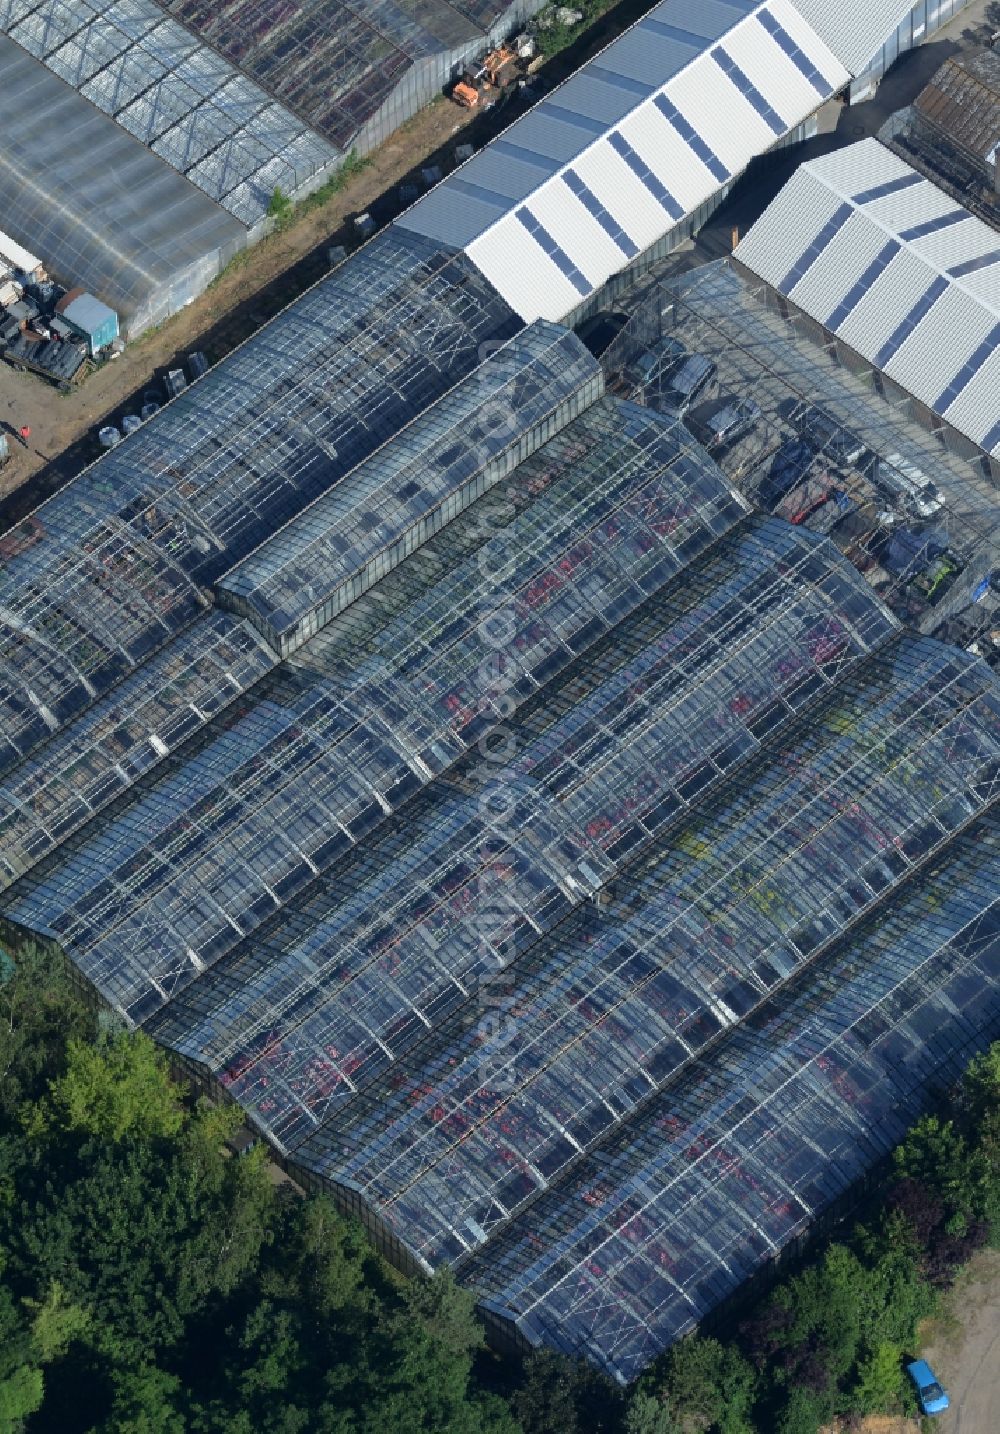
[1,202,999,1384]
[396,0,920,321]
[734,137,1000,459]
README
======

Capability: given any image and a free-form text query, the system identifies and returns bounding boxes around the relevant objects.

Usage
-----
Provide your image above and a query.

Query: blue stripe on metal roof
[447,177,512,211]
[981,417,1000,452]
[711,47,785,135]
[538,101,609,137]
[640,18,708,48]
[515,207,592,297]
[588,64,656,98]
[949,249,1000,278]
[757,9,828,94]
[563,169,638,258]
[825,239,900,330]
[899,209,969,242]
[493,139,564,175]
[779,203,853,292]
[851,172,923,204]
[873,275,949,368]
[607,132,683,220]
[652,94,728,182]
[935,321,1000,411]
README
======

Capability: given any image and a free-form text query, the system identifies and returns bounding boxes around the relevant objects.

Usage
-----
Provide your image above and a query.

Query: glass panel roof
[618,258,1000,643]
[281,638,998,1256]
[219,322,603,646]
[1,236,998,1387]
[464,814,1000,1380]
[0,228,518,773]
[1,0,340,222]
[0,612,275,889]
[146,521,897,1150]
[6,395,743,1026]
[0,32,246,320]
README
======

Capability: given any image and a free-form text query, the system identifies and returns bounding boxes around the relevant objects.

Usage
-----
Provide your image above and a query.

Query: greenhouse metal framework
[0,228,519,777]
[880,44,1000,231]
[0,198,998,1385]
[0,0,339,224]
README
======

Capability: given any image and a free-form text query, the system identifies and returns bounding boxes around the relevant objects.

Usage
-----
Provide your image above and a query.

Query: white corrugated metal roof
[790,0,914,76]
[397,0,853,320]
[734,138,1000,457]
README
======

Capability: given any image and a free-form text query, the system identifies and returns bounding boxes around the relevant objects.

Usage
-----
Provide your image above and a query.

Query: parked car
[657,353,716,414]
[883,527,947,577]
[905,1359,949,1417]
[873,451,945,519]
[776,475,854,533]
[632,335,686,386]
[686,395,762,451]
[788,400,873,470]
[757,439,816,510]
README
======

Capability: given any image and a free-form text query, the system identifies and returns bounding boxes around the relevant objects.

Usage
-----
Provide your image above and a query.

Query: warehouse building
[396,0,980,321]
[842,0,978,100]
[733,138,1000,464]
[0,0,973,332]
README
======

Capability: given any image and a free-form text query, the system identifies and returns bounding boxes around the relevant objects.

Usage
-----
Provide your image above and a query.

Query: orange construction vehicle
[451,44,521,108]
[479,45,518,88]
[452,76,480,108]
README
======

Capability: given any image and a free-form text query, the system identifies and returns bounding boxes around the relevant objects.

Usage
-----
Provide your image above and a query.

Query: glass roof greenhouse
[0,242,998,1384]
[466,813,1000,1379]
[0,0,339,225]
[603,257,1000,649]
[153,0,496,151]
[0,228,518,776]
[5,391,743,1025]
[219,321,604,653]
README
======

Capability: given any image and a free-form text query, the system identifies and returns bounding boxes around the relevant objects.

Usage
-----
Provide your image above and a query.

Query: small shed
[54,288,119,356]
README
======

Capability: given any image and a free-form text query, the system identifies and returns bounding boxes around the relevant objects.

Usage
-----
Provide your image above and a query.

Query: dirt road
[921,1249,1000,1434]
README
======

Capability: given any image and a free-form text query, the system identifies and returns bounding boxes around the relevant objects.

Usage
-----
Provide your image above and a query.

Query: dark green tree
[0,943,95,1125]
[511,1347,581,1434]
[654,1335,756,1433]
